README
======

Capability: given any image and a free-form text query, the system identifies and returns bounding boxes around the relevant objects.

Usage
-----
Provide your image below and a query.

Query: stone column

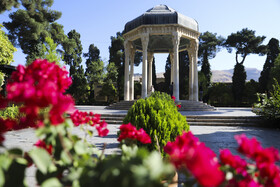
[124,40,130,101]
[193,39,199,101]
[169,53,174,85]
[141,33,149,98]
[147,52,153,95]
[172,32,181,101]
[129,48,136,101]
[188,51,194,101]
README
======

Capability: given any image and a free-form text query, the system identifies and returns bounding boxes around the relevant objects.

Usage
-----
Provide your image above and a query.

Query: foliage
[198,31,224,86]
[134,81,142,98]
[232,63,246,103]
[225,28,266,104]
[224,28,266,65]
[76,145,174,187]
[0,72,4,87]
[109,32,142,100]
[64,30,89,104]
[99,62,118,103]
[259,38,280,93]
[41,36,62,65]
[268,54,280,90]
[0,105,19,120]
[123,91,189,156]
[165,132,280,186]
[164,55,171,94]
[99,81,117,103]
[152,57,157,89]
[244,79,259,105]
[3,0,66,64]
[84,44,104,104]
[0,59,175,187]
[0,0,20,13]
[109,32,125,100]
[253,79,280,122]
[208,83,234,106]
[0,24,16,65]
[198,72,207,101]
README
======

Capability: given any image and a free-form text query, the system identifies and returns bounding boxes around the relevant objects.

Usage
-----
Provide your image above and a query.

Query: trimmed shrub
[123,91,189,156]
[0,105,19,120]
[253,79,280,124]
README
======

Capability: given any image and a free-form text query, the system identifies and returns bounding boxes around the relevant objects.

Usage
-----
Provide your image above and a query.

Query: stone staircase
[100,114,265,127]
[178,100,215,111]
[106,100,215,111]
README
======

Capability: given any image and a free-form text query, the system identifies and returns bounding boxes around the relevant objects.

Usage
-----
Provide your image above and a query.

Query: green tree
[100,62,118,103]
[0,24,16,65]
[179,51,189,99]
[108,32,142,100]
[232,63,247,103]
[164,55,171,93]
[3,0,66,64]
[84,44,104,103]
[0,24,17,88]
[259,38,280,93]
[64,29,88,104]
[109,32,124,100]
[225,28,266,65]
[0,0,20,13]
[41,36,62,65]
[244,79,259,105]
[198,31,224,86]
[225,28,266,102]
[268,54,280,90]
[152,57,157,89]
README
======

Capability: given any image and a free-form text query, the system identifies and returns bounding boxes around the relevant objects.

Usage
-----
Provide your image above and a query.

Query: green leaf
[74,140,87,155]
[8,148,23,156]
[0,168,4,186]
[41,177,62,187]
[29,148,56,174]
[61,150,72,165]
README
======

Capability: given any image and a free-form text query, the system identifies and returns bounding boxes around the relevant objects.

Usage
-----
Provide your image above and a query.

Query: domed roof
[123,5,199,34]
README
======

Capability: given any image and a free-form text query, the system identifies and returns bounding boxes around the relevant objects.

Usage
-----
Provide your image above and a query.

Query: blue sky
[1,0,280,74]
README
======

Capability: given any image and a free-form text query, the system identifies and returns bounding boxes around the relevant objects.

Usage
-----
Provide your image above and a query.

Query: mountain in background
[135,68,261,83]
[211,68,261,83]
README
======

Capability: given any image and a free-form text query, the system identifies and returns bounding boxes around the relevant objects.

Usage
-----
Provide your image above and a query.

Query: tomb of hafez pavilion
[115,4,215,110]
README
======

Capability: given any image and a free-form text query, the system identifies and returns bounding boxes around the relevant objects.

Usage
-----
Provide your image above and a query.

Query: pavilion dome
[123,5,199,34]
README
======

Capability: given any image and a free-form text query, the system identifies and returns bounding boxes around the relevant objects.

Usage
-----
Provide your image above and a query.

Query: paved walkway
[76,105,258,116]
[1,106,280,186]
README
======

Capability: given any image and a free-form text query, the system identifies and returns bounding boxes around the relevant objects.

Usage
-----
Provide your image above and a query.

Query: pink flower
[70,110,109,137]
[220,149,248,176]
[118,123,151,144]
[171,96,176,102]
[176,104,181,108]
[164,131,224,187]
[95,120,109,137]
[6,59,74,128]
[34,140,53,154]
[235,134,262,159]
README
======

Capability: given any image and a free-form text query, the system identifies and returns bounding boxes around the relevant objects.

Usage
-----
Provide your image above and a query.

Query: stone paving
[1,106,280,186]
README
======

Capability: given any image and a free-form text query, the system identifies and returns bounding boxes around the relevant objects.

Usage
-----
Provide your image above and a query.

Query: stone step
[106,100,216,111]
[187,121,261,127]
[103,120,123,124]
[99,114,264,127]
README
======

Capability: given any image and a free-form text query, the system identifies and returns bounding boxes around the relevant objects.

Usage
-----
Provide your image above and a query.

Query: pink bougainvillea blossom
[2,59,75,128]
[118,123,151,144]
[164,131,225,187]
[34,139,53,155]
[70,110,109,137]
